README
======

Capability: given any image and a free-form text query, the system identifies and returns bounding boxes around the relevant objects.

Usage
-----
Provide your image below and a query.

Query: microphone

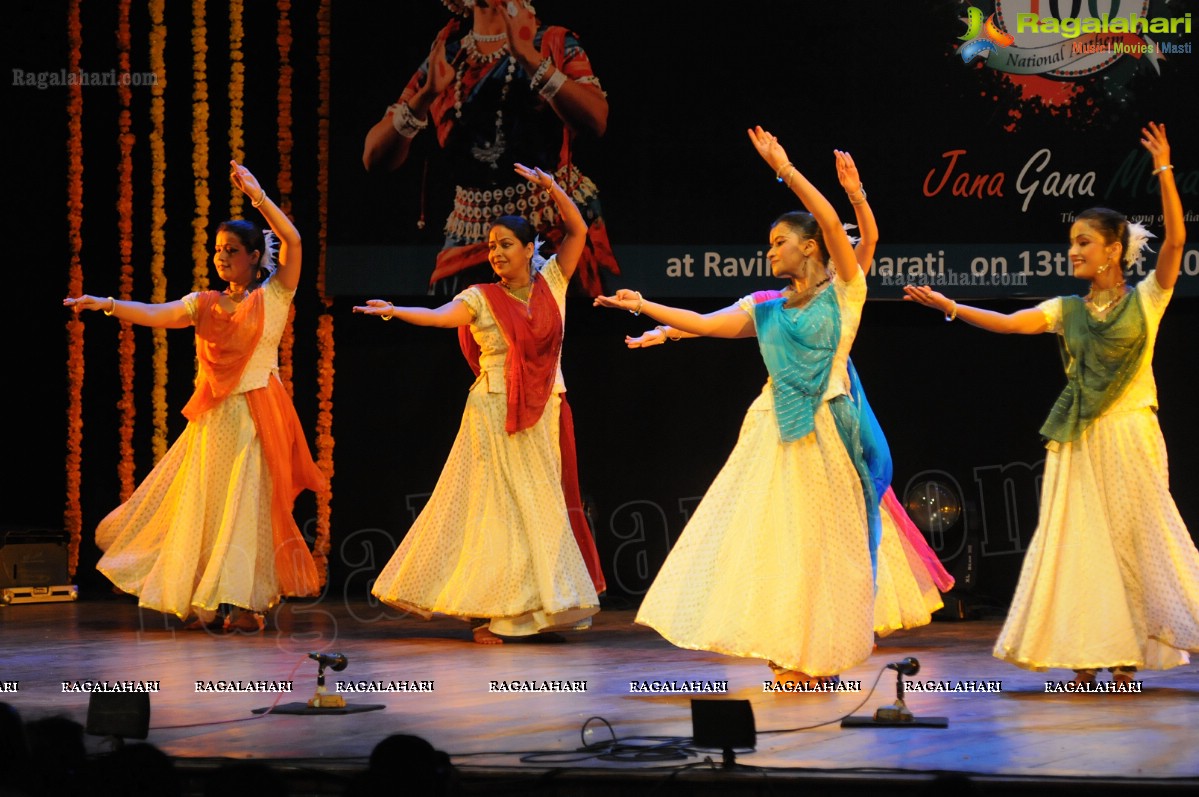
[885,657,920,677]
[308,652,348,672]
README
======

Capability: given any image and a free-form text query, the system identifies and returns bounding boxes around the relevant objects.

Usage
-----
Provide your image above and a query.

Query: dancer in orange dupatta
[356,163,602,644]
[65,161,324,632]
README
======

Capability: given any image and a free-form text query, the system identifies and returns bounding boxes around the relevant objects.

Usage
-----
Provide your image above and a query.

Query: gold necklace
[1086,284,1125,313]
[501,280,532,302]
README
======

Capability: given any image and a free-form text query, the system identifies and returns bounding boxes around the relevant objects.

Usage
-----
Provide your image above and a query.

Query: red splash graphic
[991,72,1088,132]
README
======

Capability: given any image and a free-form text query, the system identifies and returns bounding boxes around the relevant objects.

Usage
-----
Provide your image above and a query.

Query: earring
[1097,259,1112,275]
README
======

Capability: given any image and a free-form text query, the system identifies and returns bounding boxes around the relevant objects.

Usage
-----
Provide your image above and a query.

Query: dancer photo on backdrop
[362,0,617,296]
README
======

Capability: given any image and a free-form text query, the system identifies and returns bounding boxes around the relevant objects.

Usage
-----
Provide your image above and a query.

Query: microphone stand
[307,660,346,709]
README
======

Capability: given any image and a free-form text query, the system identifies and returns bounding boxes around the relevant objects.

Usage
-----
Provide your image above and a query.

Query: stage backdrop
[11,1,1198,612]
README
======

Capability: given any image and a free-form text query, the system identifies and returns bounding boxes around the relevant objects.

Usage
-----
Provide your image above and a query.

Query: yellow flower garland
[117,0,137,501]
[229,0,245,218]
[149,0,169,462]
[65,0,84,576]
[192,0,210,292]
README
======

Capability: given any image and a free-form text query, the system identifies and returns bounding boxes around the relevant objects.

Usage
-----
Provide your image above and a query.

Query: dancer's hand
[1141,121,1171,171]
[625,328,666,348]
[514,162,555,192]
[63,294,113,313]
[835,150,863,196]
[229,160,262,200]
[353,299,396,320]
[902,285,955,316]
[593,289,644,313]
[748,125,791,176]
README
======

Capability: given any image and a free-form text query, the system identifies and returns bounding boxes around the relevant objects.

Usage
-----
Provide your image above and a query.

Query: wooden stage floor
[2,596,1197,795]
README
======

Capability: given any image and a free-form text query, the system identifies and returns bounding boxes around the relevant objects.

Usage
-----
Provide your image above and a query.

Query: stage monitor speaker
[690,699,755,750]
[86,693,150,740]
[0,529,70,588]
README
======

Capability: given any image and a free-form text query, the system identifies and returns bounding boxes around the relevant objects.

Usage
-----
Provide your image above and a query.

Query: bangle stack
[848,187,867,205]
[1153,164,1174,175]
[251,191,267,208]
[538,69,567,100]
[944,301,958,322]
[630,292,643,316]
[381,302,394,321]
[776,162,795,184]
[389,102,429,139]
[655,325,673,341]
[528,58,552,89]
[103,297,117,316]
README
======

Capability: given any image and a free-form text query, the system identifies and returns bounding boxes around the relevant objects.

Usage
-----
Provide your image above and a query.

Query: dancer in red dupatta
[65,162,324,633]
[357,163,603,644]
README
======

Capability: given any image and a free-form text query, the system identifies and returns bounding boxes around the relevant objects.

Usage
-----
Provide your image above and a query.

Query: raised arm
[836,150,878,271]
[353,298,474,328]
[514,163,587,281]
[230,160,302,292]
[1142,122,1185,290]
[903,285,1048,335]
[594,290,755,339]
[748,126,858,284]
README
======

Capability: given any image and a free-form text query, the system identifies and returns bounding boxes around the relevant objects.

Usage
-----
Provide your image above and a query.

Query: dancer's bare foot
[472,625,504,645]
[226,611,265,633]
[1069,669,1097,686]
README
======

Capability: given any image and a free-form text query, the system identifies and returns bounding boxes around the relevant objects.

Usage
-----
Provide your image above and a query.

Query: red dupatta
[458,279,606,593]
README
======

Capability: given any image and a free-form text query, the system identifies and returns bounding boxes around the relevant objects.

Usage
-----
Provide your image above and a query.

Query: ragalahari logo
[959,7,1015,63]
[955,1,1189,78]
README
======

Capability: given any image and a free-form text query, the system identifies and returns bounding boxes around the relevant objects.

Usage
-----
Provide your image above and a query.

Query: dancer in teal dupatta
[905,122,1199,687]
[595,127,875,687]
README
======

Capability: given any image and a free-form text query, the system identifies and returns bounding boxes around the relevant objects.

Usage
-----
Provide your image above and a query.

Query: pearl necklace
[454,35,516,169]
[471,29,507,44]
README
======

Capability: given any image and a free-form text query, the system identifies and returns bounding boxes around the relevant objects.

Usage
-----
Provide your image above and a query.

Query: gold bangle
[631,292,643,316]
[251,191,267,208]
[1153,164,1174,175]
[775,162,794,182]
[848,187,867,205]
[381,302,394,321]
[103,297,117,316]
[655,325,672,341]
[944,301,958,322]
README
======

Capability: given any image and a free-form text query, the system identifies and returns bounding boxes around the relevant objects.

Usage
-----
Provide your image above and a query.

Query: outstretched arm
[836,150,878,271]
[514,163,587,282]
[903,285,1048,335]
[353,298,474,328]
[594,290,755,339]
[748,126,858,284]
[1142,122,1185,290]
[231,160,302,292]
[63,294,192,328]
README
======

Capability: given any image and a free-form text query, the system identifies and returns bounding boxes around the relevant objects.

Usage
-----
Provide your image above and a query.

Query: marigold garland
[228,0,245,218]
[149,0,169,462]
[277,0,295,397]
[65,0,84,576]
[313,0,334,584]
[116,0,137,501]
[192,0,211,292]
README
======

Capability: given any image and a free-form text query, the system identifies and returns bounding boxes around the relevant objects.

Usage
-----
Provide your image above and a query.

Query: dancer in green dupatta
[594,127,874,687]
[355,163,603,644]
[904,122,1199,687]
